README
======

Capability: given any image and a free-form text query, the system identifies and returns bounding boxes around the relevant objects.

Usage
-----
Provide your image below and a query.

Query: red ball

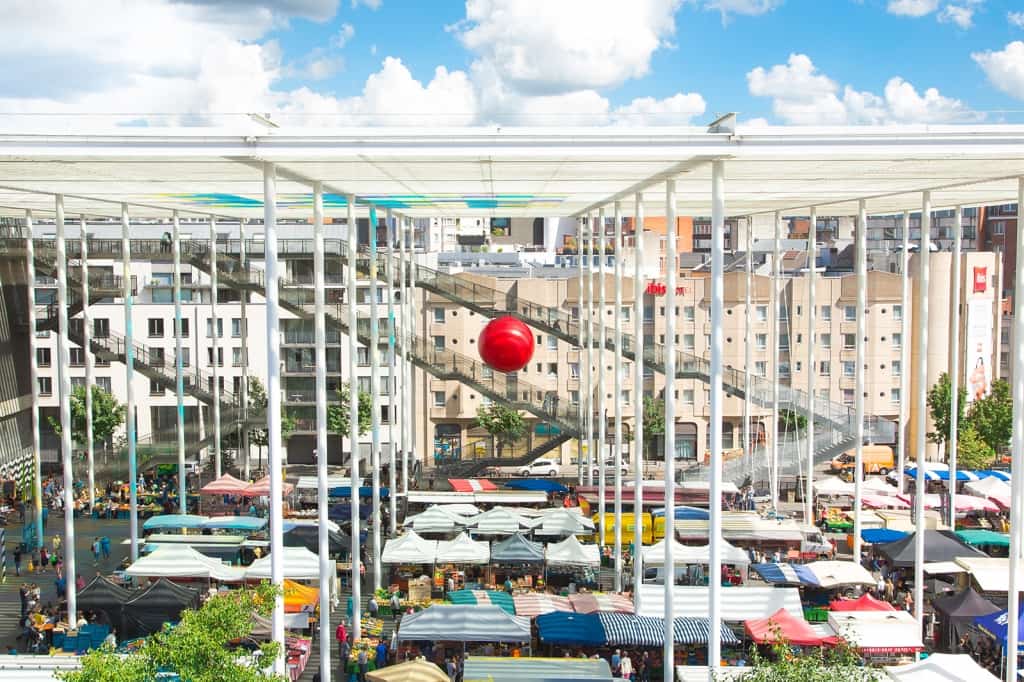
[478,316,535,373]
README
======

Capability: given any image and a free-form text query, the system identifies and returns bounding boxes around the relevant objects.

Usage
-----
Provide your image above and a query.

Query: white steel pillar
[612,200,623,592]
[347,194,363,642]
[407,219,418,484]
[398,216,409,498]
[122,204,139,561]
[597,207,607,549]
[662,180,677,682]
[913,192,931,636]
[577,217,585,485]
[369,206,383,591]
[239,219,250,480]
[853,200,867,562]
[172,212,187,509]
[948,206,963,528]
[263,162,286,671]
[584,214,594,488]
[632,193,645,609]
[898,211,910,495]
[210,218,222,479]
[55,195,78,625]
[386,208,397,535]
[1006,178,1024,682]
[312,183,332,682]
[744,216,752,479]
[770,212,781,511]
[25,211,44,549]
[805,208,816,525]
[708,162,726,679]
[80,216,95,510]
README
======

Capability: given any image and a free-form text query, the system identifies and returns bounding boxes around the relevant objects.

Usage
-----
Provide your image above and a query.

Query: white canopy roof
[125,545,244,582]
[965,477,1012,507]
[405,506,470,534]
[804,560,877,588]
[862,478,898,495]
[467,507,530,535]
[435,532,490,564]
[828,611,924,654]
[642,538,749,566]
[636,585,803,621]
[814,476,855,496]
[885,653,1000,681]
[544,535,600,567]
[381,531,438,565]
[396,605,530,643]
[527,508,595,536]
[954,557,1024,593]
[245,546,329,580]
[295,476,361,490]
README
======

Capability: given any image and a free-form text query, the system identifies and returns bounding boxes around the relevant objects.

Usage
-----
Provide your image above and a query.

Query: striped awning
[568,593,635,614]
[513,593,573,617]
[750,562,819,586]
[448,479,497,492]
[447,590,515,614]
[598,613,741,647]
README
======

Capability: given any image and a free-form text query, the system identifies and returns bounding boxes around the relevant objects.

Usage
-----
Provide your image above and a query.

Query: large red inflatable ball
[478,316,535,373]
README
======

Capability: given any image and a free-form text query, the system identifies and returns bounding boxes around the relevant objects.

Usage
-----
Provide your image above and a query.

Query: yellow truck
[829,445,895,476]
[590,512,669,546]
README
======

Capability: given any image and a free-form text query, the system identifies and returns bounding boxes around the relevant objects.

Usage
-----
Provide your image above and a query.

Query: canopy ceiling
[2,125,1024,220]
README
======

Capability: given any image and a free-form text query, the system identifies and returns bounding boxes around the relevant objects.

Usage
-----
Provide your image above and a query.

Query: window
[207,347,224,367]
[357,347,370,366]
[683,306,695,321]
[756,305,768,322]
[796,333,803,344]
[148,318,164,338]
[779,305,788,320]
[893,305,903,321]
[36,348,51,367]
[569,362,580,378]
[795,361,802,372]
[796,305,802,316]
[843,361,855,377]
[206,317,224,338]
[433,307,445,323]
[93,318,109,339]
[232,318,243,337]
[482,366,493,379]
[232,348,243,367]
[571,306,579,321]
[433,335,445,351]
[620,307,631,321]
[892,333,902,348]
[683,334,695,351]
[755,333,767,350]
[380,376,390,395]
[150,379,164,396]
[547,363,558,377]
[820,306,831,321]
[820,333,831,348]
[620,390,630,404]
[682,389,695,405]
[755,361,767,376]
[38,377,52,396]
[779,334,790,350]
[842,389,854,405]
[891,388,901,403]
[643,305,654,322]
[380,404,391,424]
[843,333,856,349]
[150,347,165,368]
[175,318,189,338]
[70,347,85,367]
[569,390,580,405]
[892,360,902,377]
[844,305,856,321]
[547,335,557,350]
[96,377,112,393]
[357,377,372,395]
[819,361,830,375]
[704,334,711,349]
[429,391,446,408]
[72,377,86,389]
[176,347,191,368]
[779,362,791,376]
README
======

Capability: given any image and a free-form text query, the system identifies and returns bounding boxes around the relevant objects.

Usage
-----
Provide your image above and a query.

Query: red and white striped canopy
[568,593,635,614]
[512,593,573,617]
[448,479,498,493]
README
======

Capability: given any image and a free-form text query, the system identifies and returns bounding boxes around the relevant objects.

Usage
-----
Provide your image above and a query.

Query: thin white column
[805,208,816,526]
[898,211,910,495]
[913,192,931,636]
[55,195,78,624]
[770,213,781,511]
[369,206,383,591]
[708,162,726,678]
[852,200,867,562]
[240,219,250,480]
[347,194,363,642]
[398,216,408,498]
[25,211,44,550]
[172,212,187,509]
[597,207,607,549]
[80,216,95,510]
[1006,178,1024,682]
[313,183,332,682]
[584,215,594,487]
[632,193,645,609]
[210,218,222,479]
[406,219,418,490]
[122,204,139,561]
[612,200,623,592]
[263,162,286,671]
[662,180,677,682]
[386,208,397,535]
[948,206,963,528]
[744,217,752,479]
[577,218,585,485]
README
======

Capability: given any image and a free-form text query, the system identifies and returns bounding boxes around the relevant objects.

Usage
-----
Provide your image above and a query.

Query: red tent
[829,593,896,612]
[448,479,497,492]
[243,476,295,497]
[200,473,250,495]
[745,608,838,647]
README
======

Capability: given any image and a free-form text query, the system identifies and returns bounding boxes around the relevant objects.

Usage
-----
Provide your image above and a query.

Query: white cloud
[887,0,939,17]
[174,0,340,22]
[701,0,784,19]
[747,53,974,124]
[611,92,707,125]
[939,4,972,27]
[973,41,1024,100]
[333,22,355,48]
[370,44,377,56]
[1009,11,1024,28]
[351,0,380,8]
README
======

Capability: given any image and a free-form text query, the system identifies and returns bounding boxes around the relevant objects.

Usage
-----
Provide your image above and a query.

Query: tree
[778,409,806,433]
[327,384,373,437]
[59,583,286,682]
[927,372,967,449]
[475,402,526,458]
[968,378,1012,455]
[48,385,125,450]
[955,424,997,470]
[246,377,296,471]
[726,629,881,682]
[642,396,665,459]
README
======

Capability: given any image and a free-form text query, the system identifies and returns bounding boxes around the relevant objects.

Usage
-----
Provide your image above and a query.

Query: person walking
[390,592,401,623]
[101,536,111,559]
[368,595,379,619]
[13,545,22,577]
[39,546,48,573]
[92,538,101,565]
[620,653,634,681]
[357,647,369,682]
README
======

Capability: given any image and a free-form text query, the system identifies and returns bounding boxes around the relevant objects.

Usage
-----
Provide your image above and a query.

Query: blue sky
[4,0,1024,126]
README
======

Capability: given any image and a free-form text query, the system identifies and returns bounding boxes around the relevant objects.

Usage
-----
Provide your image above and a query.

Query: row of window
[633,304,905,323]
[147,317,247,339]
[36,348,111,368]
[645,332,903,351]
[37,376,112,396]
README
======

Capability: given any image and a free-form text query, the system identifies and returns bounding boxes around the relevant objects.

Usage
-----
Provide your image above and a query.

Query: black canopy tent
[932,587,1000,651]
[122,578,200,639]
[283,525,347,555]
[77,576,134,636]
[875,530,986,568]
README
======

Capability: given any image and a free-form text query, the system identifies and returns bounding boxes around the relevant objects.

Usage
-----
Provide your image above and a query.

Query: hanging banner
[973,267,987,293]
[965,299,993,403]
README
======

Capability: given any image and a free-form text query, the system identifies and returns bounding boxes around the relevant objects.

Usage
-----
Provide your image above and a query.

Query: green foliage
[246,377,297,451]
[643,396,665,436]
[778,409,807,433]
[968,379,1012,454]
[927,372,967,448]
[955,424,997,470]
[475,402,526,457]
[48,384,125,448]
[726,628,881,682]
[59,583,287,682]
[327,384,373,437]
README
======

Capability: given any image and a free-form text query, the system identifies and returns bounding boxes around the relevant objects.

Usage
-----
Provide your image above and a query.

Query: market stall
[884,653,1000,681]
[405,506,471,535]
[512,592,573,617]
[545,535,600,567]
[121,578,200,639]
[599,613,740,648]
[446,589,514,614]
[803,561,875,590]
[282,525,346,554]
[366,659,450,682]
[382,531,438,565]
[567,593,635,614]
[931,587,1000,651]
[77,575,134,635]
[504,479,569,494]
[636,585,804,621]
[642,537,750,585]
[875,530,987,568]
[434,532,489,564]
[828,593,896,612]
[527,509,594,537]
[244,546,326,581]
[467,507,530,536]
[125,545,244,582]
[749,563,819,587]
[142,514,209,532]
[448,479,497,492]
[395,605,531,644]
[463,657,611,682]
[745,608,838,647]
[201,516,268,532]
[826,611,924,659]
[964,477,1012,511]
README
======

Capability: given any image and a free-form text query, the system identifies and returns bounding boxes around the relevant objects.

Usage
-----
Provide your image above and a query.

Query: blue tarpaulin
[903,467,943,481]
[651,506,710,520]
[975,610,1024,651]
[142,515,207,531]
[976,470,1011,482]
[201,516,267,532]
[329,486,389,498]
[751,563,820,586]
[504,479,568,494]
[861,528,909,545]
[329,503,372,520]
[537,612,605,646]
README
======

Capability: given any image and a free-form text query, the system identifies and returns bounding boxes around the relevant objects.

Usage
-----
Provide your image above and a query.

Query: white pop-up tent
[884,652,999,681]
[405,506,471,534]
[637,585,803,621]
[435,532,490,564]
[528,508,595,536]
[814,476,855,496]
[642,538,749,567]
[125,545,244,582]
[245,546,328,580]
[545,534,600,567]
[468,507,531,535]
[804,560,876,589]
[827,611,924,656]
[382,531,438,565]
[396,605,530,643]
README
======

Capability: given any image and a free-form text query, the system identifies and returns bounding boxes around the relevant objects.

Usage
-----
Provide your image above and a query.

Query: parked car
[519,458,560,477]
[591,458,630,479]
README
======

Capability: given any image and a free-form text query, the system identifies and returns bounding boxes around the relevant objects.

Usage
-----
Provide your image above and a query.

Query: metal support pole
[398,216,408,498]
[407,220,418,484]
[770,213,781,511]
[853,200,867,562]
[587,213,595,491]
[263,162,286,671]
[210,218,222,479]
[708,162,726,679]
[240,219,250,479]
[25,211,44,550]
[172,212,187,510]
[577,217,585,486]
[313,183,332,682]
[744,216,752,480]
[55,195,78,625]
[1006,178,1024,682]
[805,208,816,525]
[948,206,963,528]
[80,216,95,511]
[369,206,383,591]
[612,200,623,592]
[663,180,677,682]
[386,208,397,535]
[913,192,931,636]
[598,207,607,549]
[898,211,910,495]
[632,193,645,610]
[348,194,363,641]
[121,204,139,561]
